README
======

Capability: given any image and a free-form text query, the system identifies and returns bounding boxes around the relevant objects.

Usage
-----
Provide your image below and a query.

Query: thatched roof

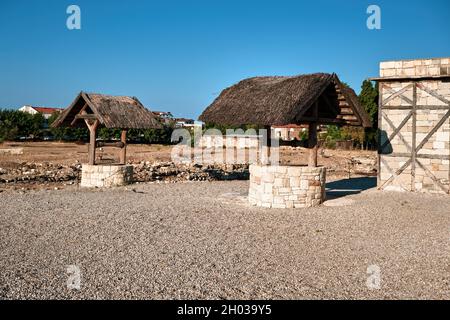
[199,73,371,127]
[52,92,162,129]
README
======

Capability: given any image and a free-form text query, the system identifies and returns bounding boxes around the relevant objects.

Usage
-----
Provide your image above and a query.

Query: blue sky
[0,0,449,119]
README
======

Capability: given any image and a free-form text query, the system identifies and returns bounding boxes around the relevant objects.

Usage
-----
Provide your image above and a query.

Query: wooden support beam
[308,101,318,167]
[380,110,413,152]
[377,83,383,188]
[382,84,414,106]
[411,82,417,191]
[76,114,98,120]
[417,83,450,105]
[415,109,450,152]
[382,105,450,110]
[379,158,412,191]
[96,141,125,148]
[381,111,412,152]
[383,153,450,160]
[71,112,98,126]
[379,157,409,192]
[260,126,272,165]
[85,119,99,165]
[119,130,127,165]
[416,159,449,193]
[300,116,349,125]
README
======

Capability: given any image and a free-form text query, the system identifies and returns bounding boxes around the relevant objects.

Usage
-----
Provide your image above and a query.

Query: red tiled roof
[33,107,63,114]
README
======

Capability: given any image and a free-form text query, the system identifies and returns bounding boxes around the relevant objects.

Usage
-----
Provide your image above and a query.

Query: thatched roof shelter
[52,91,161,129]
[199,73,371,128]
[52,92,161,165]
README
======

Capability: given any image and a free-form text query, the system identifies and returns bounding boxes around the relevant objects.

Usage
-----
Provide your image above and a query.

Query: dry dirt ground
[0,142,376,189]
[0,141,174,166]
[0,179,449,299]
[0,141,376,168]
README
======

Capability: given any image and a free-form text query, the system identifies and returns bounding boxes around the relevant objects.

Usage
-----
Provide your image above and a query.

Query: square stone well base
[249,164,326,208]
[80,164,133,188]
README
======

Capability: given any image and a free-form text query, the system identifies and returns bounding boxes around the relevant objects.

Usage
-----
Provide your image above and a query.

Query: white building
[19,106,63,119]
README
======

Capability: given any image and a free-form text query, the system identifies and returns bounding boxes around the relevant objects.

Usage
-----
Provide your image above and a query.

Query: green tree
[359,80,378,127]
[358,80,379,149]
[29,113,45,138]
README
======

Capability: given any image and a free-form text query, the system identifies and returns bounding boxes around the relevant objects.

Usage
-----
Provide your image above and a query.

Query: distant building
[151,110,196,128]
[19,106,63,119]
[152,111,174,125]
[271,124,307,141]
[174,118,195,128]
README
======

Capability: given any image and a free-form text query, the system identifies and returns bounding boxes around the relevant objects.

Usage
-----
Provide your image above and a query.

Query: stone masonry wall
[81,164,133,188]
[249,164,326,208]
[379,58,450,194]
[380,58,450,78]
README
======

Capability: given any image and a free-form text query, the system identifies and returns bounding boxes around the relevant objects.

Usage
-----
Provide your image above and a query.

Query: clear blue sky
[0,0,449,119]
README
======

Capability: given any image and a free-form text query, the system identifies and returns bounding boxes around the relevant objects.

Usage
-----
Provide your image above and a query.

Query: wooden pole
[266,125,272,164]
[308,101,319,167]
[377,83,383,189]
[120,129,127,165]
[411,82,417,192]
[85,119,99,165]
[308,123,318,167]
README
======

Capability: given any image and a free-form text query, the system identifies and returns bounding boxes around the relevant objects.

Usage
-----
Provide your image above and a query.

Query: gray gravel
[0,179,449,299]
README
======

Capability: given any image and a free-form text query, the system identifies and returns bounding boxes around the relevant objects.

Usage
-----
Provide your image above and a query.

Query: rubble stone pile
[0,161,250,185]
[132,161,249,182]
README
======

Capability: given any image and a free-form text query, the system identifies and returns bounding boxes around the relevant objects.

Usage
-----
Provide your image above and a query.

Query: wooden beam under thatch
[198,73,371,128]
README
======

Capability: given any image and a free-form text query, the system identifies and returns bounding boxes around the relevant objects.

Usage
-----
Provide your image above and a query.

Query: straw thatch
[52,92,162,129]
[199,73,371,127]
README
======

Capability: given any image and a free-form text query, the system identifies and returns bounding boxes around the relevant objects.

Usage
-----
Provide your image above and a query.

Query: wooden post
[85,119,99,165]
[120,129,127,165]
[377,83,383,189]
[266,125,271,163]
[411,82,417,191]
[261,125,272,165]
[308,101,319,167]
[308,123,318,167]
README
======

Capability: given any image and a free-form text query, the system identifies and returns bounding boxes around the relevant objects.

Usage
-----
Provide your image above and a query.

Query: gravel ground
[0,179,449,299]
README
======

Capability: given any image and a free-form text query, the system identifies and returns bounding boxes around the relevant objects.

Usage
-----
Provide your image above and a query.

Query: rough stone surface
[0,148,23,155]
[380,57,450,78]
[0,161,249,187]
[81,164,133,188]
[249,164,326,208]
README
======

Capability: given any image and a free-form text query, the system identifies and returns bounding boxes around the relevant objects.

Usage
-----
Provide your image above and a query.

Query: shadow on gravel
[326,177,377,199]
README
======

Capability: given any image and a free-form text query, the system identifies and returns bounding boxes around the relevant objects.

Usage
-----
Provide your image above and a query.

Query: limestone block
[380,61,395,69]
[248,164,326,208]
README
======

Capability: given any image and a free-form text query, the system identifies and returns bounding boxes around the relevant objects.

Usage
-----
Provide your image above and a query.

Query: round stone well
[248,164,326,208]
[80,164,133,188]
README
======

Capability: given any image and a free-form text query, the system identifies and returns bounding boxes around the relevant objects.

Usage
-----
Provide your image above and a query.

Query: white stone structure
[375,57,450,194]
[18,106,63,119]
[200,134,260,149]
[249,164,326,208]
[81,164,133,188]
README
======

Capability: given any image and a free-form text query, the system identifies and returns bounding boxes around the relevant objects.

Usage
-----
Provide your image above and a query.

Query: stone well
[80,164,133,188]
[248,164,326,208]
